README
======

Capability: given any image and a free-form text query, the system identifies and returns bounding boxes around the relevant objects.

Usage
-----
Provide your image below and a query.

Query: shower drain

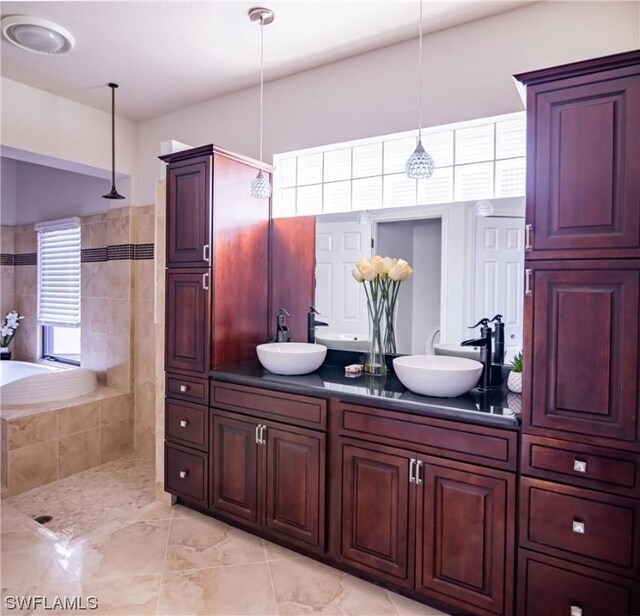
[33,515,53,525]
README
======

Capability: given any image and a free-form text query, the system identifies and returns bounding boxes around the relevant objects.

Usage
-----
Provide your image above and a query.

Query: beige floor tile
[44,520,170,583]
[269,557,398,615]
[164,515,266,571]
[262,539,304,562]
[388,591,450,616]
[157,563,277,615]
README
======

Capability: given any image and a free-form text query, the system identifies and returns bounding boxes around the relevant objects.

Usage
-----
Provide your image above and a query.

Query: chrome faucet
[276,308,291,343]
[307,306,328,343]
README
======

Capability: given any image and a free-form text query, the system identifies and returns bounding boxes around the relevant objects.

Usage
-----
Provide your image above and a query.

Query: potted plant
[1,311,24,360]
[508,350,523,393]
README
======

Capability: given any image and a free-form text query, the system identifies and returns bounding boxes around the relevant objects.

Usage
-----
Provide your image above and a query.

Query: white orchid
[1,310,24,348]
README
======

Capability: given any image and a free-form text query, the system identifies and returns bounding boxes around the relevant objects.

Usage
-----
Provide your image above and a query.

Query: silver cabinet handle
[203,243,210,264]
[525,224,533,251]
[572,520,585,534]
[570,605,583,616]
[409,458,416,484]
[260,425,267,445]
[573,460,587,473]
[179,470,188,479]
[179,420,188,428]
[415,460,423,485]
[525,269,532,296]
[202,272,210,290]
[255,424,261,444]
[179,384,188,393]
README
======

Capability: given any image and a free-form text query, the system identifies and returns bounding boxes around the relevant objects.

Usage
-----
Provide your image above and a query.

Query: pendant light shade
[248,7,273,199]
[102,83,125,200]
[405,0,434,180]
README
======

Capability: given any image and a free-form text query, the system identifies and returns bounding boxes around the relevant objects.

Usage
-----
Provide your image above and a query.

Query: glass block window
[272,112,525,217]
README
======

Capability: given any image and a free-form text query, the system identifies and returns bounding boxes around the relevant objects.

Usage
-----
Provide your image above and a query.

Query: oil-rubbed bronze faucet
[276,308,291,342]
[307,306,328,343]
[462,318,493,392]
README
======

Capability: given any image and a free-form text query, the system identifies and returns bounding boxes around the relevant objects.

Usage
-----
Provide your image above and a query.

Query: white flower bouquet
[352,256,413,374]
[1,310,25,349]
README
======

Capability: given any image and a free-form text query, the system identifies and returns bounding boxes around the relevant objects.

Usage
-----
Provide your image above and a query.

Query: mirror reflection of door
[315,221,372,338]
[472,216,524,362]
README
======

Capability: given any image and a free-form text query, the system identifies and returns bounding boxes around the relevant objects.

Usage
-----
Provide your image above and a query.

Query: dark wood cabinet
[166,156,211,268]
[517,51,640,616]
[210,412,260,525]
[417,459,514,616]
[517,51,640,260]
[340,441,413,586]
[524,261,640,450]
[165,269,210,375]
[210,407,326,553]
[338,436,514,614]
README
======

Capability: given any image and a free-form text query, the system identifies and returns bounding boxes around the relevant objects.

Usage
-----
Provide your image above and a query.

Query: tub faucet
[307,306,328,343]
[276,308,291,343]
[462,318,493,392]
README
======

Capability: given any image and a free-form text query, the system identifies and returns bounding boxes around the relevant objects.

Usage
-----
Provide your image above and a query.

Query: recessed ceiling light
[2,15,75,55]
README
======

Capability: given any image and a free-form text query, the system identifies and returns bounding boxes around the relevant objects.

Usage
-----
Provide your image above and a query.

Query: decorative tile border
[1,244,154,266]
[0,253,37,266]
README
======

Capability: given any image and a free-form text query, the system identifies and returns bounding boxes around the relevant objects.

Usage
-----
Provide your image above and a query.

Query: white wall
[1,78,138,199]
[135,1,640,205]
[0,159,131,226]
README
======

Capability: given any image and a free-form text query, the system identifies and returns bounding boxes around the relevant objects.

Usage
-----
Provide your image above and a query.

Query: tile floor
[1,455,448,615]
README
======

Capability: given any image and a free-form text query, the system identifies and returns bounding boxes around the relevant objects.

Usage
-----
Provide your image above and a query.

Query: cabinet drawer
[517,549,639,616]
[165,443,207,506]
[522,435,640,497]
[520,478,640,577]
[166,373,209,405]
[338,402,517,470]
[165,399,208,450]
[211,381,327,430]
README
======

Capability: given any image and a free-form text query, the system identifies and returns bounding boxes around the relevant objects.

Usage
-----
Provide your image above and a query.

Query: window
[36,219,81,365]
[272,112,526,217]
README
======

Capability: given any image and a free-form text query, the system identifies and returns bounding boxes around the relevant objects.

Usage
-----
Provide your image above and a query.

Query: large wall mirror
[312,197,525,363]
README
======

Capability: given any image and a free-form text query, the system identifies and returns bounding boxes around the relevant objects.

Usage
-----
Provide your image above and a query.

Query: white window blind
[36,219,81,327]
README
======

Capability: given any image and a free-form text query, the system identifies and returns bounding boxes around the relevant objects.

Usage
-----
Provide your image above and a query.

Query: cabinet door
[417,458,513,616]
[210,412,259,526]
[263,424,325,551]
[340,441,413,587]
[167,156,211,267]
[525,264,639,449]
[528,74,640,258]
[165,269,210,374]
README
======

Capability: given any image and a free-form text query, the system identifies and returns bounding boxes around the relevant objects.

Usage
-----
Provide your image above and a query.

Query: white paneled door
[315,221,372,335]
[472,216,524,360]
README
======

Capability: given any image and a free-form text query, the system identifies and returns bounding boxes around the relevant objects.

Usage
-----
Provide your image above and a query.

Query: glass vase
[365,300,387,376]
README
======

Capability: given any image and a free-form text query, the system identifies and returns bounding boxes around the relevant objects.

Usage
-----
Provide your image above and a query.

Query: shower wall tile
[59,428,100,479]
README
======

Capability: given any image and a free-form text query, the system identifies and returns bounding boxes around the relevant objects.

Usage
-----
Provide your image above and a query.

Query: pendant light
[249,7,274,199]
[405,0,435,180]
[102,83,125,200]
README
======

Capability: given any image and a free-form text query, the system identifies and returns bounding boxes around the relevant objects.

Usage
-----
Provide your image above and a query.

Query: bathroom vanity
[166,362,520,616]
[162,50,640,616]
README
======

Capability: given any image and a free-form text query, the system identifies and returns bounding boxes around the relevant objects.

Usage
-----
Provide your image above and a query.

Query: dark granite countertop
[210,360,521,430]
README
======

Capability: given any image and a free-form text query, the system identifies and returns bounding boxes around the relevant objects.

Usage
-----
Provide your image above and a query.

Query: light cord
[111,85,116,186]
[259,16,265,163]
[418,0,423,142]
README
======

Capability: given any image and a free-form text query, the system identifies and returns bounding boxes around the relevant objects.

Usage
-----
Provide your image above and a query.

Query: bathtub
[0,361,97,406]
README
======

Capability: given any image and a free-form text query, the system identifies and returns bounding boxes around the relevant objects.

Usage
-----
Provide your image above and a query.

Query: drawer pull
[572,520,585,534]
[570,605,583,616]
[573,459,587,473]
[415,460,423,485]
[409,458,416,484]
[179,420,189,428]
[179,470,188,479]
[179,385,189,393]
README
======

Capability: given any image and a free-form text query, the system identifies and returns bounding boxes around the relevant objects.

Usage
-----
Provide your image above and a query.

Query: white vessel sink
[315,332,369,352]
[433,342,482,362]
[256,342,327,376]
[393,355,483,398]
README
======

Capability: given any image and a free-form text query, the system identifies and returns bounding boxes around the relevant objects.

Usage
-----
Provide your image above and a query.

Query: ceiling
[1,1,534,121]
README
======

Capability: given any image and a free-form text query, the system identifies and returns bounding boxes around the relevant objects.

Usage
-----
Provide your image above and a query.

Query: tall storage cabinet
[161,145,271,508]
[516,51,640,616]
